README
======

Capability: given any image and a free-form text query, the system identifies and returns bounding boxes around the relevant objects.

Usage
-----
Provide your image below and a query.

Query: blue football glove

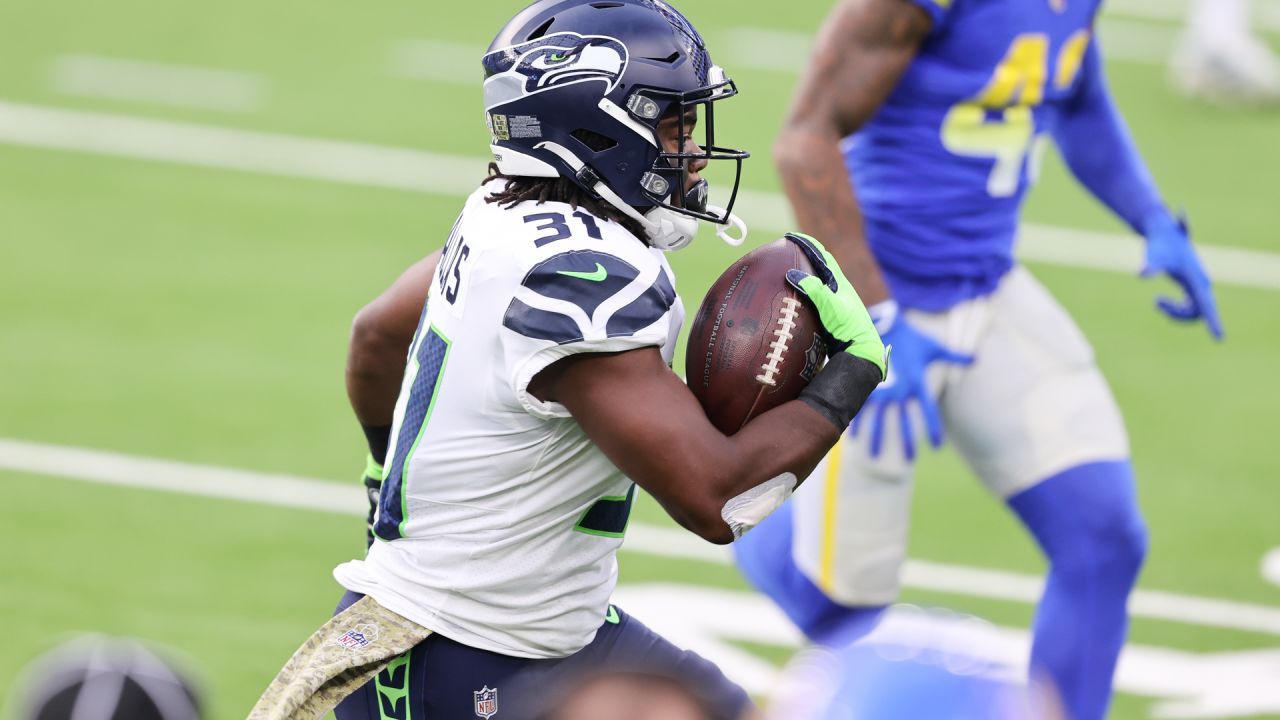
[1141,211,1223,340]
[851,302,974,461]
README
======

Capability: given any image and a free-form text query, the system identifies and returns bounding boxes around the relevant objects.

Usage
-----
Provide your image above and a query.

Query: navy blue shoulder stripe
[504,254,675,344]
[519,250,640,319]
[605,267,677,338]
[503,298,585,345]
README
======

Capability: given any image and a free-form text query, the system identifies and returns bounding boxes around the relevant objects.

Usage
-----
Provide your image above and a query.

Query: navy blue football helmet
[483,0,749,250]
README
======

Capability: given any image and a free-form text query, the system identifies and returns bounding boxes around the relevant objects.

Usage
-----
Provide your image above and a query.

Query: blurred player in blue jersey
[733,1,1223,719]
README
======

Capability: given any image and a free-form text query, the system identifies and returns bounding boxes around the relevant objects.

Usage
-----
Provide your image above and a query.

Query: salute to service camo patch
[248,596,432,720]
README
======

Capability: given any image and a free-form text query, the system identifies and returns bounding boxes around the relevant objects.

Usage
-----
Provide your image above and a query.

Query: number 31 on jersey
[941,31,1091,197]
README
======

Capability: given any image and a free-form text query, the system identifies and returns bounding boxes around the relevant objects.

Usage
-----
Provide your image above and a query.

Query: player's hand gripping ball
[686,238,830,434]
[787,233,977,463]
[782,232,888,375]
[685,234,887,435]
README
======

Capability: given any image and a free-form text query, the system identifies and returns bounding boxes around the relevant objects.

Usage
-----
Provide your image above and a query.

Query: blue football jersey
[844,0,1102,310]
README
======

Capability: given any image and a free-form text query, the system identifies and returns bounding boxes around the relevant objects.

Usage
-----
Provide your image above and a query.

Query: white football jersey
[334,182,684,659]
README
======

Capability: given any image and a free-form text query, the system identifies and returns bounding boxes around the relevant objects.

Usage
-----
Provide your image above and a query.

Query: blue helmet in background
[482,0,748,250]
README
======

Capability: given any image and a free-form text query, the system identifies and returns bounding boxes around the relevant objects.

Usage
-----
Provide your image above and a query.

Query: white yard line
[50,55,265,114]
[397,11,1214,86]
[3,436,1280,638]
[1103,0,1191,23]
[0,100,480,196]
[1096,18,1179,64]
[617,583,1280,717]
[716,18,1174,73]
[1106,0,1280,33]
[1,100,1277,291]
[627,523,1280,638]
[391,40,488,85]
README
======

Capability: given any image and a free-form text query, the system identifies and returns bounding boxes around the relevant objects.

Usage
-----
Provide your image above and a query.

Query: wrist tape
[799,352,884,430]
[362,424,392,466]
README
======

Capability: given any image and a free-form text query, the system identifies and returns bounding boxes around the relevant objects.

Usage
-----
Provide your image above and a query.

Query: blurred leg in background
[1009,462,1148,720]
[1173,0,1280,104]
[737,268,1147,720]
[944,268,1147,720]
[733,504,887,647]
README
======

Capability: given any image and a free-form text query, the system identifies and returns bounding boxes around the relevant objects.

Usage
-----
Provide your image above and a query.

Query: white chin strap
[708,205,748,247]
[534,141,748,252]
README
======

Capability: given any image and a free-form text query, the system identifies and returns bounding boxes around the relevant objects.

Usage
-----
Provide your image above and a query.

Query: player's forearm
[715,357,879,499]
[776,130,892,306]
[652,402,842,544]
[667,405,863,544]
[663,359,881,544]
[556,348,873,544]
[345,310,413,428]
[346,252,442,431]
[727,402,843,482]
[1053,46,1166,234]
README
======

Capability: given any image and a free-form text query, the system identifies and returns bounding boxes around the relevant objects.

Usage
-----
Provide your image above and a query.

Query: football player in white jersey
[247,2,887,719]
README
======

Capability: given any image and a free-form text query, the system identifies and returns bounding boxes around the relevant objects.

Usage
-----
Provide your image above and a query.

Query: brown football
[686,238,827,434]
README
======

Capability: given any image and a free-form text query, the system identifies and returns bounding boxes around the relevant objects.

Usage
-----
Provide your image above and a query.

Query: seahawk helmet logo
[484,33,628,107]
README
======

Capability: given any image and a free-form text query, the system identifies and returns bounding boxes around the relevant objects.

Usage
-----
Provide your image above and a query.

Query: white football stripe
[51,55,265,113]
[1,100,1277,291]
[4,436,1280,637]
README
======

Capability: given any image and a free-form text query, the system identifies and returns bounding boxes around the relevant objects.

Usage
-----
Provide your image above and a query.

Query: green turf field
[3,0,1279,717]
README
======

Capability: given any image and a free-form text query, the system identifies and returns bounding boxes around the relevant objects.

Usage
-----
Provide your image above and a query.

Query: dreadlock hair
[483,163,648,240]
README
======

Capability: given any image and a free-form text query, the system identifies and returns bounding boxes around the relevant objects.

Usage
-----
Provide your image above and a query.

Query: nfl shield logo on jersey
[333,623,379,651]
[474,686,499,719]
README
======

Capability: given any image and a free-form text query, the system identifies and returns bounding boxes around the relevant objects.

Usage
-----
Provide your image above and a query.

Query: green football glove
[363,454,384,548]
[783,232,888,379]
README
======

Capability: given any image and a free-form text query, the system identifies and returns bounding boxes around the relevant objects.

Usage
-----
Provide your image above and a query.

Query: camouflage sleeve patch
[247,596,431,720]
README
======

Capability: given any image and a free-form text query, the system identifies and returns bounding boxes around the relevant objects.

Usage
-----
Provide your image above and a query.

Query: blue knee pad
[1009,461,1147,585]
[733,503,885,646]
[1008,461,1147,720]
